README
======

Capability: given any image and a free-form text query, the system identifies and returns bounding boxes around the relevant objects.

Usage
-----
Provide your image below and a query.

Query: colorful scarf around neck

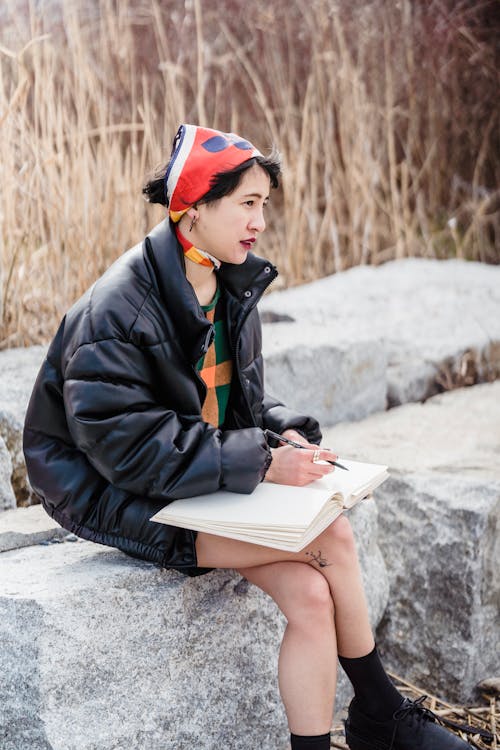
[174,223,221,269]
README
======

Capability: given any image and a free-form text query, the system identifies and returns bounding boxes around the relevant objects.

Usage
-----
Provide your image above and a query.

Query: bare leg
[196,514,374,657]
[237,561,337,736]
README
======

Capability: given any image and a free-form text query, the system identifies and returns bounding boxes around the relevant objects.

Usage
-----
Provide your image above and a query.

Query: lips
[240,238,255,250]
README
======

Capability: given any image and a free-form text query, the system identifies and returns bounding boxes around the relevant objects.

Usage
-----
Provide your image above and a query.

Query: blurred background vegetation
[1,0,499,348]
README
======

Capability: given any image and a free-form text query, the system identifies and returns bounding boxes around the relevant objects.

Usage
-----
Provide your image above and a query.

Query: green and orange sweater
[196,284,232,428]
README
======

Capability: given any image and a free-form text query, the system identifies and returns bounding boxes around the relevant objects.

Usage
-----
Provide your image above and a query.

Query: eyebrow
[241,192,270,200]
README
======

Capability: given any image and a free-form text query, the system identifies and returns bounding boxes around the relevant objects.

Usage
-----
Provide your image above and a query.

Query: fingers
[308,462,335,479]
[302,450,336,481]
[280,429,309,446]
[300,446,338,465]
[265,443,340,486]
[312,449,338,465]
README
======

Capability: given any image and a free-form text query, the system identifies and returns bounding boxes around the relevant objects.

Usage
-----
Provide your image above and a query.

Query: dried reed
[1,0,498,348]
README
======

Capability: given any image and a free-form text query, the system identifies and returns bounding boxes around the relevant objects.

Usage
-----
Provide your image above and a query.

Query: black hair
[142,151,281,207]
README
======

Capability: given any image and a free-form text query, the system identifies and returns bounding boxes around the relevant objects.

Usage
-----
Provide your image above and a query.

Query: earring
[189,215,197,232]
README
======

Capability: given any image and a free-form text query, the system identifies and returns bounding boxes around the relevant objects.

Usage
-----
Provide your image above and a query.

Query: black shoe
[344,696,472,749]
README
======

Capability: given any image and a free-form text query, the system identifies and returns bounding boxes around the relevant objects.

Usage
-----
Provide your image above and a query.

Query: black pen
[264,429,349,471]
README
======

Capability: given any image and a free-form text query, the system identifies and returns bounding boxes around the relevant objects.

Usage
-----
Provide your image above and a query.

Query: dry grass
[1,0,499,348]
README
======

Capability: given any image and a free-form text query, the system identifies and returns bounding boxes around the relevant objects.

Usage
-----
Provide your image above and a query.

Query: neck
[185,256,217,306]
[177,214,218,305]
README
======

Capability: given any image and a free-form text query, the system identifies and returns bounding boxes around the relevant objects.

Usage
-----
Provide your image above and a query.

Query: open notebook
[150,459,389,552]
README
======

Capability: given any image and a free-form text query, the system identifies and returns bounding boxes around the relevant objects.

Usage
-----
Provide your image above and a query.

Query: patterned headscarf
[165,124,262,268]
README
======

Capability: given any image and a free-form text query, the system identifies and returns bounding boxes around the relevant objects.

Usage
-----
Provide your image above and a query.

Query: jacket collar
[142,219,278,362]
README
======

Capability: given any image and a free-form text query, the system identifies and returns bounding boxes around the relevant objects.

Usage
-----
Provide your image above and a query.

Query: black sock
[290,732,331,749]
[338,645,404,720]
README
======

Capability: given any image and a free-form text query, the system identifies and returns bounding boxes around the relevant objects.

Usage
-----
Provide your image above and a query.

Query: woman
[23,124,469,750]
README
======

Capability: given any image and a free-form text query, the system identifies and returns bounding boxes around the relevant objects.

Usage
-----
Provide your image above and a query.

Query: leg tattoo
[305,550,332,568]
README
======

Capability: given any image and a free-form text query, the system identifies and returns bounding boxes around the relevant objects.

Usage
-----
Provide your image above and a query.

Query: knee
[321,514,357,557]
[287,567,334,625]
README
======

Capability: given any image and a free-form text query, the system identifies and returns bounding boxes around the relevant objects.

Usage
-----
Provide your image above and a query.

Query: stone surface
[349,498,389,631]
[0,504,68,551]
[261,258,500,424]
[322,381,500,481]
[322,381,500,703]
[376,474,500,704]
[262,326,387,425]
[0,345,47,505]
[0,541,289,750]
[0,500,388,749]
[0,435,16,511]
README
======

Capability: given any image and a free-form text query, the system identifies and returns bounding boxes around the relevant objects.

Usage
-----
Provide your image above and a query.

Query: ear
[187,204,200,220]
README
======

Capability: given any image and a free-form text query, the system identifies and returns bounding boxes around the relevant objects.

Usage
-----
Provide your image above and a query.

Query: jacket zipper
[231,267,278,428]
[192,324,214,401]
[233,330,257,428]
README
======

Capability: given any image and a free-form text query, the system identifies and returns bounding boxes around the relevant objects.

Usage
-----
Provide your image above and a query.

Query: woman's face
[189,164,271,265]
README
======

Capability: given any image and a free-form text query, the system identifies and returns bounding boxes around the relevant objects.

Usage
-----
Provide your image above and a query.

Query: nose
[249,207,266,233]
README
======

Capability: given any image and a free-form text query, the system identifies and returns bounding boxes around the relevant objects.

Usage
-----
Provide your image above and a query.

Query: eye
[244,200,254,206]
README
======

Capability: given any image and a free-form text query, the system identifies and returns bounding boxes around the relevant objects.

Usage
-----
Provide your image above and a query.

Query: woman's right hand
[263,443,339,486]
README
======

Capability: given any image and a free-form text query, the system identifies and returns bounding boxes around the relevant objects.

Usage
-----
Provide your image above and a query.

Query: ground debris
[330,672,499,749]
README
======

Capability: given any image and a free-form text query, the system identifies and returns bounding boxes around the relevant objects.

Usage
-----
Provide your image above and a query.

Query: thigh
[195,514,354,570]
[195,531,296,569]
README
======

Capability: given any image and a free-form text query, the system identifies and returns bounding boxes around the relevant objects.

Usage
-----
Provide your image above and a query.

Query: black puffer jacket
[23,220,321,574]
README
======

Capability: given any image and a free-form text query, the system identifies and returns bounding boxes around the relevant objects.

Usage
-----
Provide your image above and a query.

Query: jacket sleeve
[261,392,322,445]
[62,339,271,498]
